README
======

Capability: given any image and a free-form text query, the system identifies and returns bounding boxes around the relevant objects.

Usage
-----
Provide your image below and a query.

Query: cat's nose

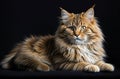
[74,36,84,41]
[74,34,79,37]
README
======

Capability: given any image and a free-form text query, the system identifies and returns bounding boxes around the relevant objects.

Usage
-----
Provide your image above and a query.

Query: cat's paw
[99,63,114,71]
[36,64,50,71]
[84,64,100,72]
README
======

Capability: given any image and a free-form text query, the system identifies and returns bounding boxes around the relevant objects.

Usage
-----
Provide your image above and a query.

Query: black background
[1,0,120,74]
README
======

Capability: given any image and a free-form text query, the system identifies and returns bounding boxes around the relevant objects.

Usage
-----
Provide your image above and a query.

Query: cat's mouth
[71,36,87,45]
[75,37,84,41]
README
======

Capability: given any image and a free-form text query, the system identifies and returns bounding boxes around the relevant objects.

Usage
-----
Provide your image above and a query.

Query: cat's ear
[84,5,95,21]
[60,7,71,23]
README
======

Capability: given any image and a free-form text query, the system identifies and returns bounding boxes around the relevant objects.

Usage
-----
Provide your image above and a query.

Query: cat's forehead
[70,13,86,26]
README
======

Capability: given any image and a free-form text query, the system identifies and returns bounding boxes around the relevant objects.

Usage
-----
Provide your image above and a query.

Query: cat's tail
[0,52,16,69]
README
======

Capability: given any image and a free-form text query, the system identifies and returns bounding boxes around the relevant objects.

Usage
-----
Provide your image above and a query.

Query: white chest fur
[67,45,98,64]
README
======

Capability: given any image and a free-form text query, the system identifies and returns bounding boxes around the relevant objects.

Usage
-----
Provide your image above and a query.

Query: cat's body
[1,6,114,72]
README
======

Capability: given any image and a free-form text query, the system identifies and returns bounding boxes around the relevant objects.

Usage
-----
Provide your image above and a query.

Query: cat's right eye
[68,26,76,31]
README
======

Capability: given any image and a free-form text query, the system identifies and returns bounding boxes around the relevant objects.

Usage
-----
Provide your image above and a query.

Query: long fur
[1,6,114,72]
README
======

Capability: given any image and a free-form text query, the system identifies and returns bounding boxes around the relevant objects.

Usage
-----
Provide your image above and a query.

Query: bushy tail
[1,52,16,69]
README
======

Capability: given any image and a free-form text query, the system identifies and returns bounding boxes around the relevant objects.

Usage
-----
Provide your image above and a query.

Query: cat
[1,6,114,72]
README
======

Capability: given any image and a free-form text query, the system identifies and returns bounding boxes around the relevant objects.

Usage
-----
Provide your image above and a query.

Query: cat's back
[1,35,55,70]
[14,35,55,54]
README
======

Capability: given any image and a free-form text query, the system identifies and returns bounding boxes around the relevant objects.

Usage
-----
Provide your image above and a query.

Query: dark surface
[1,0,120,78]
[0,69,120,79]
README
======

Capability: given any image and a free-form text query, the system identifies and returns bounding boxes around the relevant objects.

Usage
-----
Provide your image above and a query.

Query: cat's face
[56,7,103,45]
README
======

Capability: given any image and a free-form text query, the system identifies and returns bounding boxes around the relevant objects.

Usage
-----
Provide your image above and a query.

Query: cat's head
[55,6,104,45]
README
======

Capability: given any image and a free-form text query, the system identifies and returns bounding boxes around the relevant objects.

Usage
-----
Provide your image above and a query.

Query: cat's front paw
[99,63,114,71]
[36,64,50,71]
[84,64,100,72]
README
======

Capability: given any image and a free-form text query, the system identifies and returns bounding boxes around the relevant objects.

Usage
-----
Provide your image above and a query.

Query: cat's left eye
[81,26,86,30]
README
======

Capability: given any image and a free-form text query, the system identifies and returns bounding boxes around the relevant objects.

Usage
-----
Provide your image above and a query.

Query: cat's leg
[95,61,114,71]
[14,54,50,71]
[59,62,100,72]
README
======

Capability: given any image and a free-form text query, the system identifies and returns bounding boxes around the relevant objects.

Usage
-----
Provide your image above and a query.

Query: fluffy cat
[1,6,114,72]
